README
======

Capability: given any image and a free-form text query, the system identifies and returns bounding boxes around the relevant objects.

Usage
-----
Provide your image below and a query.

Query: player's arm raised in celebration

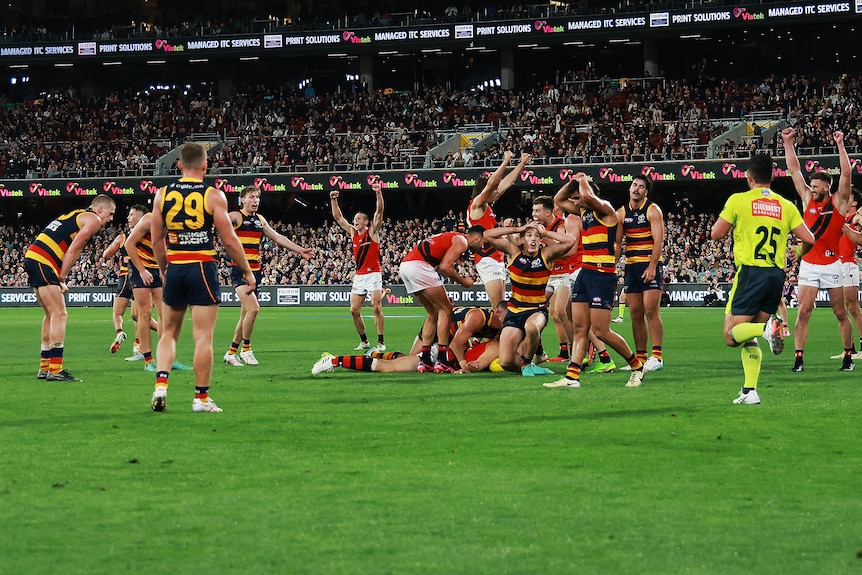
[490,152,531,204]
[329,190,355,234]
[781,127,812,204]
[369,181,384,242]
[471,151,514,216]
[833,130,853,216]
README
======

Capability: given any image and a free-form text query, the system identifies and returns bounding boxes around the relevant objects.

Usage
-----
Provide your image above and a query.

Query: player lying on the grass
[312,340,501,374]
[405,303,507,370]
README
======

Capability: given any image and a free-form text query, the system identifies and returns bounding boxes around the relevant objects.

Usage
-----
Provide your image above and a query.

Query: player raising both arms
[467,151,531,307]
[330,182,386,351]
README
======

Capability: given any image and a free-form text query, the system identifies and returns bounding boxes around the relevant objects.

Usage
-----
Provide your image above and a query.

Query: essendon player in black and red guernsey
[331,181,386,351]
[467,150,531,307]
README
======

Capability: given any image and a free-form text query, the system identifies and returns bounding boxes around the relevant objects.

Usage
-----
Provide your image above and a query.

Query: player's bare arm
[644,204,665,282]
[471,150,514,217]
[491,152,531,204]
[58,211,103,291]
[781,127,812,204]
[370,182,384,242]
[483,224,525,258]
[794,222,815,256]
[101,233,125,261]
[450,309,484,367]
[330,190,355,234]
[575,173,617,225]
[125,212,154,286]
[438,236,474,287]
[540,225,576,261]
[151,189,168,276]
[263,218,314,259]
[710,216,732,241]
[833,130,852,216]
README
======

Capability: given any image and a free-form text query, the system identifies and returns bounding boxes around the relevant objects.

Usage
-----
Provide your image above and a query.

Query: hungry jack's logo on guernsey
[330,175,361,190]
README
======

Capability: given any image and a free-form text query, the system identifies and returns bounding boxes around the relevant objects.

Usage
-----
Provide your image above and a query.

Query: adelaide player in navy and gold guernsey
[546,173,646,389]
[100,204,158,355]
[483,222,574,375]
[223,185,314,367]
[24,194,116,382]
[712,152,815,405]
[615,173,666,372]
[149,142,255,413]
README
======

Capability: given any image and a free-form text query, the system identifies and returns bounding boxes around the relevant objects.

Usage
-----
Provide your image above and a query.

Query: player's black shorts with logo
[115,273,133,299]
[231,267,262,295]
[571,268,617,310]
[24,259,60,288]
[502,307,548,332]
[623,262,664,293]
[163,262,221,306]
[727,265,784,316]
[129,265,163,289]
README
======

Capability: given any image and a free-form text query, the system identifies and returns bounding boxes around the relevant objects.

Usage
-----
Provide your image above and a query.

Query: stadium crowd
[0,200,743,289]
[1,70,860,180]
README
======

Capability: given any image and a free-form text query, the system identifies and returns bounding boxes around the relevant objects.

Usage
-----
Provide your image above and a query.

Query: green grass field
[2,305,861,574]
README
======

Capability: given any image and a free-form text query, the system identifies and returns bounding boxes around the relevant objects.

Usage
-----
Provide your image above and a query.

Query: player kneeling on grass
[312,340,501,375]
[483,222,575,376]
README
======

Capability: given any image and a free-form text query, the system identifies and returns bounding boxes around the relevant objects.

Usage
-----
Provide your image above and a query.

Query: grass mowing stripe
[1,306,861,574]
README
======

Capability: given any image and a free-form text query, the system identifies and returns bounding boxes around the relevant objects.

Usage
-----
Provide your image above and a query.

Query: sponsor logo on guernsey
[752,198,782,218]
